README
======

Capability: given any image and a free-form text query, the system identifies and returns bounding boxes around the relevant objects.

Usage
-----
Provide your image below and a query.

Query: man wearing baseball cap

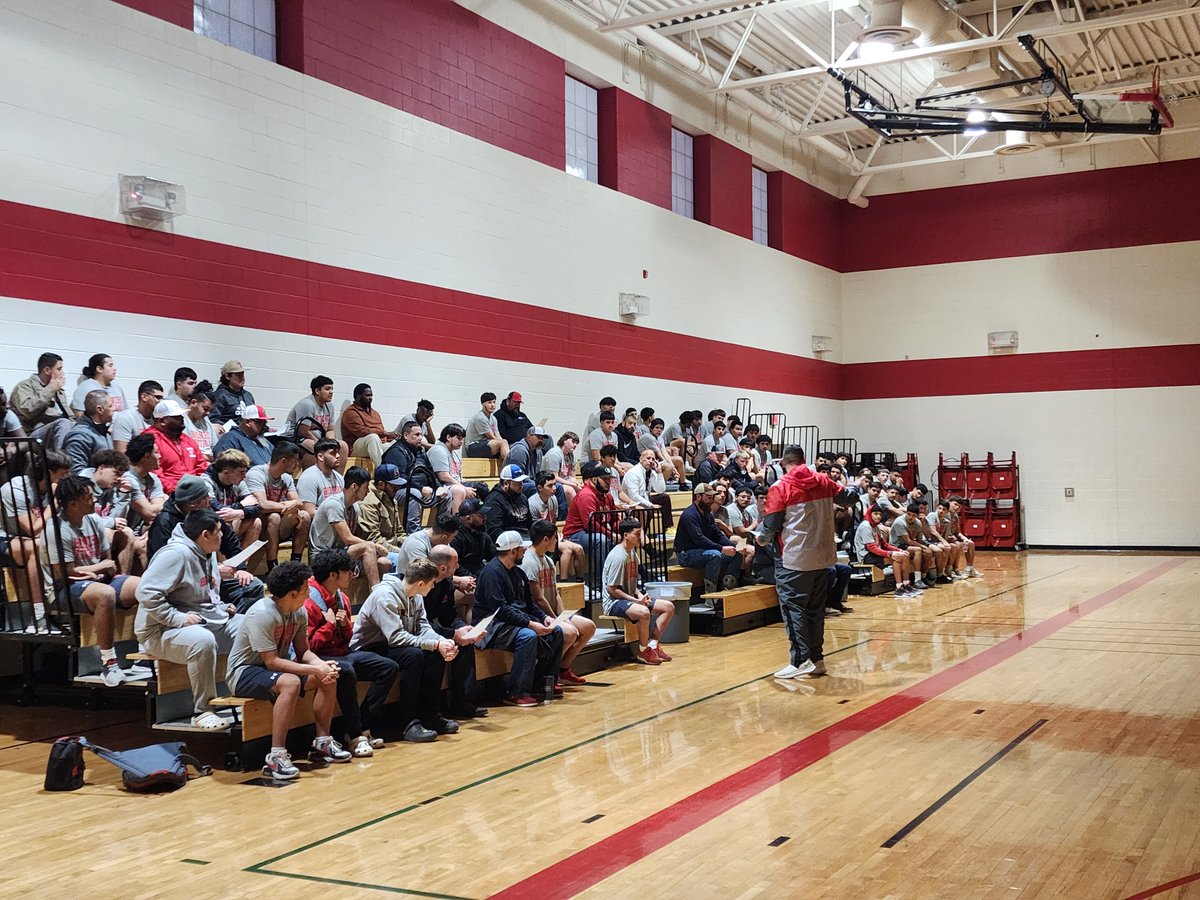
[481,464,532,541]
[146,398,206,493]
[212,404,274,468]
[355,464,409,570]
[450,497,495,579]
[563,461,619,573]
[210,360,256,426]
[473,530,563,707]
[494,391,533,444]
[674,481,740,595]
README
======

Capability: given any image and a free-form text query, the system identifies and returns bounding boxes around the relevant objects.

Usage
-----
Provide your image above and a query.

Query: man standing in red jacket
[145,399,206,493]
[758,445,859,681]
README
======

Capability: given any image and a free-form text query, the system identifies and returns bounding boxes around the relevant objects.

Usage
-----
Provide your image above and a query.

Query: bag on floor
[44,736,87,791]
[79,738,213,792]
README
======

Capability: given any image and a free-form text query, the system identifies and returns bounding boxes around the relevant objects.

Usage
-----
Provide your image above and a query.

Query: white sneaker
[968,567,983,578]
[348,735,374,758]
[775,659,816,679]
[101,661,126,687]
[361,729,385,750]
[127,664,154,680]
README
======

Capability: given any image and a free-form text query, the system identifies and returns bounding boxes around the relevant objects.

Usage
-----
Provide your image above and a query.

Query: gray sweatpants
[143,617,241,715]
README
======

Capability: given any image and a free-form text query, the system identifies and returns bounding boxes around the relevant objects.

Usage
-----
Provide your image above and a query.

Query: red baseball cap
[509,391,523,403]
[242,404,274,421]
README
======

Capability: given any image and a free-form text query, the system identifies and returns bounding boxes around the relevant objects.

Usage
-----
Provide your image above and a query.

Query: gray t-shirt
[245,464,296,504]
[297,466,343,508]
[540,446,574,478]
[123,469,163,529]
[586,427,615,454]
[528,492,558,522]
[311,493,354,552]
[521,548,559,613]
[426,443,461,481]
[227,599,308,694]
[2,409,21,435]
[396,528,434,572]
[638,432,665,455]
[601,543,641,614]
[1,475,44,535]
[72,379,129,414]
[283,396,335,439]
[183,414,222,458]
[465,410,497,444]
[111,408,152,444]
[889,517,916,546]
[79,467,130,527]
[47,513,109,567]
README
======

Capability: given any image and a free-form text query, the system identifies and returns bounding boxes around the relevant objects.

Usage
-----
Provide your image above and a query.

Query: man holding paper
[521,519,594,686]
[473,530,564,708]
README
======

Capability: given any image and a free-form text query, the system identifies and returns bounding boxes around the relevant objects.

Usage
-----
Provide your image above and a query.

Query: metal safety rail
[580,505,670,601]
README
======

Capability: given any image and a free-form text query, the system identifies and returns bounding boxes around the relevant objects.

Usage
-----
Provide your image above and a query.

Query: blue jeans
[491,624,564,697]
[677,547,738,587]
[567,530,612,573]
[775,565,828,665]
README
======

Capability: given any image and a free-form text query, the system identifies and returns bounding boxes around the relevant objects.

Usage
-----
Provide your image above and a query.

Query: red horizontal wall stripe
[841,157,1200,272]
[2,200,1198,400]
[0,200,841,400]
[841,345,1200,399]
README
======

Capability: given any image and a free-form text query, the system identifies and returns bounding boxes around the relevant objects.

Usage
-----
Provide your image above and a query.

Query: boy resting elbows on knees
[226,560,352,781]
[602,518,674,666]
[522,519,595,685]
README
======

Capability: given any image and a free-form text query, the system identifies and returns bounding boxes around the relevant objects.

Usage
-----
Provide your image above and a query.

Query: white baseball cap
[152,399,187,418]
[495,530,532,551]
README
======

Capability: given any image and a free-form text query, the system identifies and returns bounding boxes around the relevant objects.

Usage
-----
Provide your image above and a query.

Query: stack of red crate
[936,452,1020,548]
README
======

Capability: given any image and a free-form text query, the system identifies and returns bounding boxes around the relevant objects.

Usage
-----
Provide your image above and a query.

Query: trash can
[645,581,692,643]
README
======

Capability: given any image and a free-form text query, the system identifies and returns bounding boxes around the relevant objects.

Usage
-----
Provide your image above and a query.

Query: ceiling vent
[994,130,1038,155]
[854,0,920,46]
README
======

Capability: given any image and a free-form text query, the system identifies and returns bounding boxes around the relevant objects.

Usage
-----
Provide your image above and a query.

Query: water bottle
[541,675,556,703]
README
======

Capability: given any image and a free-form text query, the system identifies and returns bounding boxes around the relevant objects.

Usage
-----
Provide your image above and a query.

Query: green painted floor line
[245,637,871,892]
[180,859,211,866]
[247,868,473,899]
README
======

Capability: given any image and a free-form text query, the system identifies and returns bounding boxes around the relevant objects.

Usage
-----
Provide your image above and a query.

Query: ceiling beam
[714,0,1200,93]
[600,0,824,32]
[652,0,856,35]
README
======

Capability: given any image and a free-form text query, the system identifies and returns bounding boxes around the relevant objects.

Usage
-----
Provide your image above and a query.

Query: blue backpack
[78,738,213,792]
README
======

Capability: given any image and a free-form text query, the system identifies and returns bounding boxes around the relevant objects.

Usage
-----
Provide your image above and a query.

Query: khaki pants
[350,434,395,467]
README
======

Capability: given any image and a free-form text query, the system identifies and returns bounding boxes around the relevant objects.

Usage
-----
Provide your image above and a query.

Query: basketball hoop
[1080,67,1173,129]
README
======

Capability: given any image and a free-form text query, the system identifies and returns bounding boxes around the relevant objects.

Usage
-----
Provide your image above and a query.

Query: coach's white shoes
[775,659,817,679]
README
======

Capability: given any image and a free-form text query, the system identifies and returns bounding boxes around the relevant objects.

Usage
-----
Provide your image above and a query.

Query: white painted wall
[0,0,843,439]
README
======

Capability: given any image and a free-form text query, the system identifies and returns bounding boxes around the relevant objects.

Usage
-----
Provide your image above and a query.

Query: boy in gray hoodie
[349,558,460,743]
[135,508,241,730]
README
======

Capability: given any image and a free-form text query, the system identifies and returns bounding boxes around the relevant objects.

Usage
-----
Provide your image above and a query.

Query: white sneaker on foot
[101,661,126,687]
[968,567,983,578]
[775,659,816,679]
[263,750,299,781]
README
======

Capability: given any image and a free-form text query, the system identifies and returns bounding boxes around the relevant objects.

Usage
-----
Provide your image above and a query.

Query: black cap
[580,461,608,478]
[459,498,484,515]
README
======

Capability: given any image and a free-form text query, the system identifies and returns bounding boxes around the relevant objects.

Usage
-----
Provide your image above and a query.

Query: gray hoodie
[135,523,230,639]
[349,574,439,652]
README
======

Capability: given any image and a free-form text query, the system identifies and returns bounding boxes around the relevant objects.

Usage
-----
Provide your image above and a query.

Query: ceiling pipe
[561,0,863,169]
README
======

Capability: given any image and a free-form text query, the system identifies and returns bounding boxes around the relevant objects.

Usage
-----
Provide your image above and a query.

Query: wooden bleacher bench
[346,456,375,475]
[850,562,895,595]
[692,583,781,637]
[461,458,501,480]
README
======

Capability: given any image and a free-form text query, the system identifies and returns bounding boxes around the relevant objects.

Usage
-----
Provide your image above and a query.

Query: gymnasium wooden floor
[2,551,1198,899]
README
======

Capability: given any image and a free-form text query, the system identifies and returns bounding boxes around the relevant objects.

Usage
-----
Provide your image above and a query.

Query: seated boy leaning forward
[226,561,353,781]
[245,440,311,571]
[602,517,674,666]
[134,508,242,730]
[47,474,141,687]
[522,518,595,686]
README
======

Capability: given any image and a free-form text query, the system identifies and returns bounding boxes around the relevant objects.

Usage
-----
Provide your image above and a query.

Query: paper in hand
[223,540,266,569]
[463,611,497,641]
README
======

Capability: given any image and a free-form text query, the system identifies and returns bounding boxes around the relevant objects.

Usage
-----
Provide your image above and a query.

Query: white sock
[648,639,658,648]
[32,602,45,620]
[100,648,116,664]
[314,735,330,746]
[270,746,286,757]
[639,644,648,652]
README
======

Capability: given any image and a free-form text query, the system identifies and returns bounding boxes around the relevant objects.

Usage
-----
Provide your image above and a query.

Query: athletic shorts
[232,665,310,701]
[605,598,635,620]
[464,440,493,459]
[862,552,887,568]
[61,574,133,612]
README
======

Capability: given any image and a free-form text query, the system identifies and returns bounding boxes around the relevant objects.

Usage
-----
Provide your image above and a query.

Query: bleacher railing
[580,505,670,601]
[780,425,818,464]
[818,437,858,459]
[0,437,73,641]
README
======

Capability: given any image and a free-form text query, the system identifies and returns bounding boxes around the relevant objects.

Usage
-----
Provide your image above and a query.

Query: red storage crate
[965,464,991,499]
[937,453,967,496]
[990,516,1017,547]
[990,468,1017,499]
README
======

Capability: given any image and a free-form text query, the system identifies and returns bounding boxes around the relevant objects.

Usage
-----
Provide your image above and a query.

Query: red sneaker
[558,668,587,685]
[504,695,539,708]
[636,647,662,666]
[652,645,673,662]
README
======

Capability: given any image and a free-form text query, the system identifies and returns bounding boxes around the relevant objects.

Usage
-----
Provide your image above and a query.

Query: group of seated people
[1,351,985,778]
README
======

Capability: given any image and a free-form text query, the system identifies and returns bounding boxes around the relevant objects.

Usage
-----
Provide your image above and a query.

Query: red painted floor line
[1123,870,1200,900]
[490,558,1188,900]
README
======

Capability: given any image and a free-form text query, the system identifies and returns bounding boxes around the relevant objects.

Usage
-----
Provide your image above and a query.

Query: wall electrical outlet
[1064,487,1075,498]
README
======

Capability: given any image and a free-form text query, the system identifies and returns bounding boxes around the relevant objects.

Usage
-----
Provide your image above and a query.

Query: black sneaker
[937,575,954,584]
[424,716,460,735]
